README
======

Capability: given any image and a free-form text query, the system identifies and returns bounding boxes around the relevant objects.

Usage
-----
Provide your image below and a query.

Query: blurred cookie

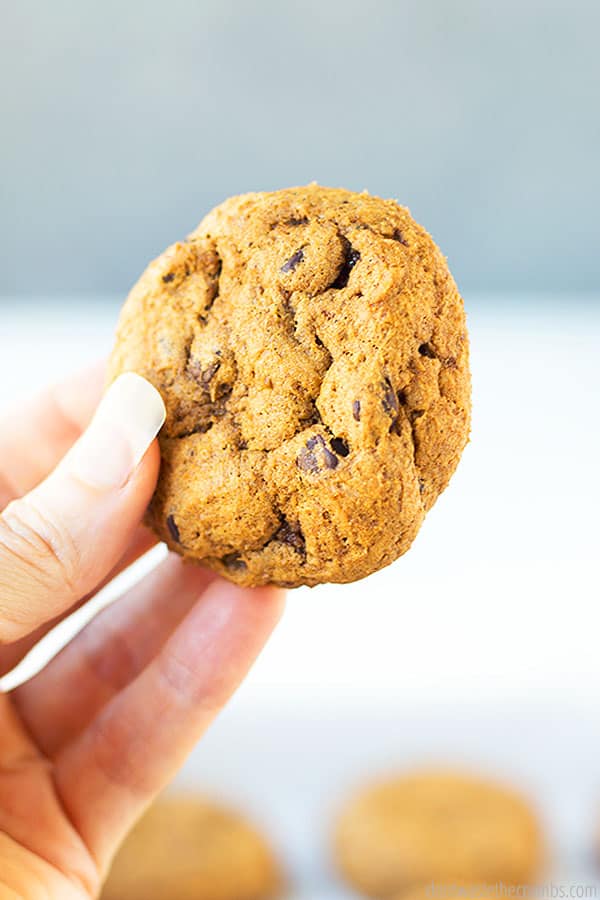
[333,770,542,898]
[100,795,282,900]
[109,184,471,587]
[392,885,499,900]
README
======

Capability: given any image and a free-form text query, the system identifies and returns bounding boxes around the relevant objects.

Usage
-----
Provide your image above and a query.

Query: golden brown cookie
[100,795,282,900]
[392,885,500,900]
[333,771,543,899]
[109,185,471,587]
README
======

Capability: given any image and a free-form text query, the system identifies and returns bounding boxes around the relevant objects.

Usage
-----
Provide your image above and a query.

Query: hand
[0,366,284,899]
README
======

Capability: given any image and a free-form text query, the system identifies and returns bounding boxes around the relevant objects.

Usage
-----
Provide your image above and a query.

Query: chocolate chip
[270,216,309,231]
[166,515,180,542]
[382,377,399,415]
[323,447,339,469]
[176,421,214,438]
[185,353,232,427]
[280,248,305,273]
[296,434,335,473]
[201,361,221,384]
[280,289,296,323]
[330,437,349,457]
[221,552,247,571]
[418,343,436,359]
[330,237,361,289]
[382,378,401,433]
[276,517,306,556]
[207,252,222,305]
[352,400,361,421]
[306,434,325,451]
[419,479,425,494]
[410,409,425,421]
[215,382,231,401]
[162,272,175,283]
[296,448,320,473]
[392,228,408,246]
[186,359,203,382]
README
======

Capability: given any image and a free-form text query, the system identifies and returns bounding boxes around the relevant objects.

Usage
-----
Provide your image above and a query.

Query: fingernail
[70,373,166,489]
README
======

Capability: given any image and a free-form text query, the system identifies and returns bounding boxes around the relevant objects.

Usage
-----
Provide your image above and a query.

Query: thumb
[0,373,165,643]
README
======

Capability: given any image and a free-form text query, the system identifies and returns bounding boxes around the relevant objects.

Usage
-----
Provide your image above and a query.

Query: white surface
[0,297,599,894]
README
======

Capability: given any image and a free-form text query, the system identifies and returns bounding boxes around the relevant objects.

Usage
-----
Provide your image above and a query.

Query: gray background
[1,0,598,299]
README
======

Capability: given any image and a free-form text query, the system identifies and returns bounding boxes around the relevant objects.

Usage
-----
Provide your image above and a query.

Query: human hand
[0,365,284,899]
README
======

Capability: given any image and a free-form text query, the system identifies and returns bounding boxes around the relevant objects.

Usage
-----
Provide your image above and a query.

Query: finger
[0,362,105,510]
[13,555,216,756]
[0,694,38,767]
[0,525,157,677]
[0,373,165,643]
[54,582,285,868]
[0,695,100,897]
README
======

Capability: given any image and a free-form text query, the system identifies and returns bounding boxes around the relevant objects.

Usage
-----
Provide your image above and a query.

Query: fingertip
[126,437,161,493]
[207,578,287,635]
[250,584,287,620]
[67,373,165,492]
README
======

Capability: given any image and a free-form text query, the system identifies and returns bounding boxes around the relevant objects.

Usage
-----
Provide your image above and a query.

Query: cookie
[333,771,543,898]
[109,185,471,587]
[100,795,282,900]
[391,885,499,900]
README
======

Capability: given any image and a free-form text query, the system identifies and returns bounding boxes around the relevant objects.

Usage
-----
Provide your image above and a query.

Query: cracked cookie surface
[108,185,471,587]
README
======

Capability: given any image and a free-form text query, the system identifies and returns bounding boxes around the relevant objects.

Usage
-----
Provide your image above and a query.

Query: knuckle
[88,711,152,795]
[78,621,140,692]
[0,497,81,607]
[157,648,226,711]
[156,649,200,706]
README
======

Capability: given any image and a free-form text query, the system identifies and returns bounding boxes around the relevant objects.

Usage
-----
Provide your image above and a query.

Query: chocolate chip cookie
[100,795,282,900]
[109,185,471,587]
[333,771,543,899]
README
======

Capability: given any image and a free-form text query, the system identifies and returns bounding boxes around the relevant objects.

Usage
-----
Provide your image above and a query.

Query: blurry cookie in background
[392,885,500,900]
[333,770,543,898]
[100,794,282,900]
[393,881,507,900]
[393,881,506,900]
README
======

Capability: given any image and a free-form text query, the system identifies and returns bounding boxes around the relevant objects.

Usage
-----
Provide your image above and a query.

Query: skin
[0,365,285,899]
